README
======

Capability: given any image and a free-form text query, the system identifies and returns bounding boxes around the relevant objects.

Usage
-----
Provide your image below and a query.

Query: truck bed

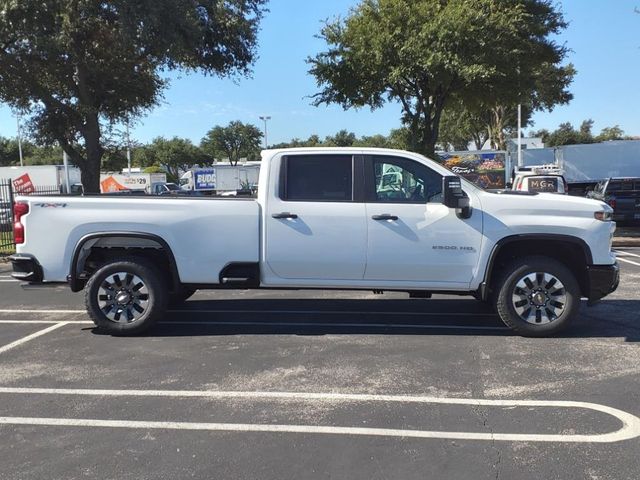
[18,195,260,283]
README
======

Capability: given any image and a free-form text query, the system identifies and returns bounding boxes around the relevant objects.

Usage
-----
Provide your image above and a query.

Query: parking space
[0,252,639,479]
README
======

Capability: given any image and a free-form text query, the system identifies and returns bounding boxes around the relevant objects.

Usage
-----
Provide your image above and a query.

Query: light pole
[16,113,24,167]
[125,118,132,174]
[259,115,271,149]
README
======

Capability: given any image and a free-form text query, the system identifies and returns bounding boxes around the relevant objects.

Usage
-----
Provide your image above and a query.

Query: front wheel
[85,257,168,336]
[494,256,581,337]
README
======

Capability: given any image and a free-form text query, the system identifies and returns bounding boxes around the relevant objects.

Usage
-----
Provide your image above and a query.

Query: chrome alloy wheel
[511,272,567,325]
[97,272,149,323]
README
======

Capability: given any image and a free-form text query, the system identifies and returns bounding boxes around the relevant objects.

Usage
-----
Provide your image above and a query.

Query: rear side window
[282,155,353,202]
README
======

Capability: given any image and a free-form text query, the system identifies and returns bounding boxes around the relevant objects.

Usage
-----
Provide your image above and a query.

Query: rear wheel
[494,256,581,337]
[85,258,167,336]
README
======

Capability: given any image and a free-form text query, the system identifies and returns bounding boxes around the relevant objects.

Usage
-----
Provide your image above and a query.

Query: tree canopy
[134,137,209,181]
[201,121,262,165]
[530,120,627,147]
[0,0,267,191]
[308,0,574,158]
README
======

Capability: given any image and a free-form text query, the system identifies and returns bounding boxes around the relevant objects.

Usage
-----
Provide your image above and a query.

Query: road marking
[0,279,18,283]
[0,308,498,317]
[615,250,640,258]
[0,322,69,354]
[0,319,507,331]
[617,257,640,267]
[0,388,638,443]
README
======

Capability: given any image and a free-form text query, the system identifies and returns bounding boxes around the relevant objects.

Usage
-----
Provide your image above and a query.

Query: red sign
[13,173,35,195]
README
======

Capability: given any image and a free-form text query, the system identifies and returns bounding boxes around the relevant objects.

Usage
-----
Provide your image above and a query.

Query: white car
[10,148,618,337]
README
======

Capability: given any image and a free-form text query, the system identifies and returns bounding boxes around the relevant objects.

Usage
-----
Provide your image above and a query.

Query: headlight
[594,211,613,221]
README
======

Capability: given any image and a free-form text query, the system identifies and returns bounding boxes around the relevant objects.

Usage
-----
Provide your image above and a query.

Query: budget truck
[9,148,619,337]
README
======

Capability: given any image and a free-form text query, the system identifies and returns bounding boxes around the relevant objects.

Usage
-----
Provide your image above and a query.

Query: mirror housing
[442,175,472,219]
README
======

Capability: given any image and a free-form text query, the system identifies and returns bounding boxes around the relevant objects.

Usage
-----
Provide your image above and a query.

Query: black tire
[168,287,197,307]
[494,255,581,337]
[85,257,168,336]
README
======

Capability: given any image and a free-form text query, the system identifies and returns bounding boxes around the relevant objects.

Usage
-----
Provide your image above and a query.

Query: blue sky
[0,0,639,145]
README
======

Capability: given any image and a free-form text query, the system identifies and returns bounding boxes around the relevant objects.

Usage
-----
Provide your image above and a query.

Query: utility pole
[16,114,24,167]
[259,116,271,149]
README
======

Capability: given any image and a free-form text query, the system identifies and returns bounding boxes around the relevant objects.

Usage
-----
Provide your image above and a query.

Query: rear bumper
[586,262,619,304]
[9,254,43,283]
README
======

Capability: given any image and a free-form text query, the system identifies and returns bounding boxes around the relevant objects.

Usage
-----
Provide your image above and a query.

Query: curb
[612,238,640,248]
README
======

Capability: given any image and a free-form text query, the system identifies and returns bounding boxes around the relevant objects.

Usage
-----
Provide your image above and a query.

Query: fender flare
[68,231,181,292]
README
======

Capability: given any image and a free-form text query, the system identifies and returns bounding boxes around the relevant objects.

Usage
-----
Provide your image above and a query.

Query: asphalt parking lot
[0,249,639,480]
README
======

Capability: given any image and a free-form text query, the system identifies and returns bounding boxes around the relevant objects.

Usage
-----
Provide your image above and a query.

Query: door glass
[285,155,353,201]
[371,156,442,203]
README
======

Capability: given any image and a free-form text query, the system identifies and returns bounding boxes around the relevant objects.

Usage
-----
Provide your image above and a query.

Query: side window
[369,156,443,203]
[282,155,353,202]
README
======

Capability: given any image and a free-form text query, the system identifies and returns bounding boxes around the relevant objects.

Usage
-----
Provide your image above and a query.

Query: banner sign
[12,173,35,194]
[195,168,216,190]
[439,152,506,189]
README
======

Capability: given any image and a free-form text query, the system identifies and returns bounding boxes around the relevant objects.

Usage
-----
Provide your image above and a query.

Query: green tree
[309,0,573,158]
[0,0,266,192]
[324,129,356,147]
[201,121,263,165]
[138,137,208,181]
[596,126,625,142]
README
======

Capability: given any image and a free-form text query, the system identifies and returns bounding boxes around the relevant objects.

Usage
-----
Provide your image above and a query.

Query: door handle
[272,212,298,219]
[372,214,398,221]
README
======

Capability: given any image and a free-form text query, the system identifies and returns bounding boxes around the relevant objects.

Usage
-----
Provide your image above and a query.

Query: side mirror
[442,175,472,219]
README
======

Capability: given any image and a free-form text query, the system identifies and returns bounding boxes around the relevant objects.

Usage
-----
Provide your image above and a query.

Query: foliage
[135,137,209,181]
[201,121,263,165]
[309,0,573,158]
[0,0,267,191]
[324,129,356,147]
[530,120,627,147]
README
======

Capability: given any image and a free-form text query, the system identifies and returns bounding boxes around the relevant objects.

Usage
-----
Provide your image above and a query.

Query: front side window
[369,156,443,203]
[283,155,353,201]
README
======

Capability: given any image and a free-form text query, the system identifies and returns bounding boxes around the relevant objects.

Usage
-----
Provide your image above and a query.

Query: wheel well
[485,238,590,298]
[70,234,180,292]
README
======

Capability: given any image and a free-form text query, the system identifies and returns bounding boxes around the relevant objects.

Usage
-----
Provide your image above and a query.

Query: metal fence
[0,179,62,253]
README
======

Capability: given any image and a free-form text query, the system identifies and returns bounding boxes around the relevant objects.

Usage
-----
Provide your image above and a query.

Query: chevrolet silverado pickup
[10,148,619,337]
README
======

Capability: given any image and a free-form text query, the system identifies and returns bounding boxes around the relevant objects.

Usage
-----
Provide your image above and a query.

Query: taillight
[13,202,29,244]
[607,199,617,210]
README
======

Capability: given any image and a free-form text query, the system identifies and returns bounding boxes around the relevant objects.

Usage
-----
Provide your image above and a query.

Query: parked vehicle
[588,177,640,224]
[180,164,261,193]
[512,165,568,194]
[149,182,181,195]
[10,148,618,337]
[0,165,81,194]
[100,173,167,193]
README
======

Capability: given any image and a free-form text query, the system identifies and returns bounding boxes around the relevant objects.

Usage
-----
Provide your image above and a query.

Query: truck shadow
[95,298,640,342]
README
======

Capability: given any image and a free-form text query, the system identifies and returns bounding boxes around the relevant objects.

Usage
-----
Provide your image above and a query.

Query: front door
[364,155,483,286]
[265,154,367,281]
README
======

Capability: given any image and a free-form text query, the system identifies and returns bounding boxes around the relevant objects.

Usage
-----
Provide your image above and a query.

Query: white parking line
[0,308,497,317]
[0,319,507,331]
[0,322,69,354]
[617,257,640,267]
[615,250,640,258]
[0,388,638,443]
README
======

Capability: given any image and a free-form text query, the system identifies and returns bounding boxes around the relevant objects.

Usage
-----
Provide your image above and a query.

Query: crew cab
[588,177,640,224]
[10,148,619,337]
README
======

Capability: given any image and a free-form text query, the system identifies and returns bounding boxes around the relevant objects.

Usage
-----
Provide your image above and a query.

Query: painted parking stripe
[615,250,640,258]
[617,257,640,267]
[0,319,507,331]
[0,388,638,443]
[0,322,69,354]
[0,308,497,317]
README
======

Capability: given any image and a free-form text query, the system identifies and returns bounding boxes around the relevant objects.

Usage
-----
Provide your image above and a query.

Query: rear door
[264,154,367,281]
[364,154,483,286]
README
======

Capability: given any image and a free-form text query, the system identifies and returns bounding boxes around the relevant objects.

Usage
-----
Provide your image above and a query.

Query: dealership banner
[195,168,216,190]
[439,152,507,189]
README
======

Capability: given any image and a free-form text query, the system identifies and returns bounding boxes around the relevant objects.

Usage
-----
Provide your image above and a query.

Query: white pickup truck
[10,148,619,337]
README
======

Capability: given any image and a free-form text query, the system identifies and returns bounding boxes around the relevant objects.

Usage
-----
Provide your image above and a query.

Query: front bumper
[9,254,43,283]
[586,262,619,304]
